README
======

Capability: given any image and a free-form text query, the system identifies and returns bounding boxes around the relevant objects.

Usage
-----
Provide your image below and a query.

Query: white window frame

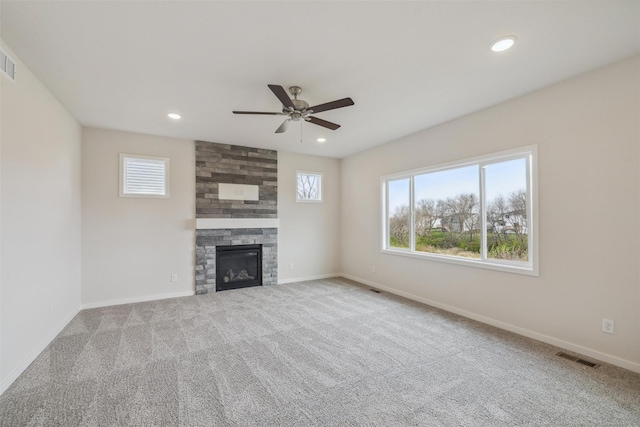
[119,153,170,198]
[381,145,538,276]
[296,170,323,203]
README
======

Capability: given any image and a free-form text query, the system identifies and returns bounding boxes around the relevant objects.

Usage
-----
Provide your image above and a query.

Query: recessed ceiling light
[167,113,182,120]
[490,36,517,52]
[317,137,326,143]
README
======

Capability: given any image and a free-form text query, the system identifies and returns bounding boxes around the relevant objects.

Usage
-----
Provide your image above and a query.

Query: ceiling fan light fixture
[317,137,326,143]
[167,113,182,120]
[490,35,517,52]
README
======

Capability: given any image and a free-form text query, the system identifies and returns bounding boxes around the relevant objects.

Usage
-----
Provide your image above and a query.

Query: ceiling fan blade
[233,111,282,115]
[275,119,290,134]
[268,84,295,109]
[308,97,354,114]
[306,116,341,130]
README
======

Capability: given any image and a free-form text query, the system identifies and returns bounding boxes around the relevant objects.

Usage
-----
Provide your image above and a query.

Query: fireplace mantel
[196,218,280,230]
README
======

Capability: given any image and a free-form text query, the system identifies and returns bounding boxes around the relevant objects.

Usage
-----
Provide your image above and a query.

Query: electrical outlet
[371,266,376,273]
[602,319,614,334]
[289,263,294,270]
[171,273,178,283]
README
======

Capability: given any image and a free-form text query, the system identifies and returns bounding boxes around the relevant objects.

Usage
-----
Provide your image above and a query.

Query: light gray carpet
[1,277,639,426]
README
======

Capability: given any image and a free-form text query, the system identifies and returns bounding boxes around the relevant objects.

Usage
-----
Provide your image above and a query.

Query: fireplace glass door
[216,244,262,291]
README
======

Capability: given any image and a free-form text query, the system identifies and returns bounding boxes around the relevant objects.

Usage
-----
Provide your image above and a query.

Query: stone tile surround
[194,141,279,294]
[195,228,278,295]
[196,141,277,219]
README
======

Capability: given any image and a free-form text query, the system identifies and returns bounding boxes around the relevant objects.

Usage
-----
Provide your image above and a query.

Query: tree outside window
[296,171,323,203]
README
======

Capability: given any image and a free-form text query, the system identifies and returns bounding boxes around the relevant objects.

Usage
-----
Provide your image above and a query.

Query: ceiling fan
[233,85,354,134]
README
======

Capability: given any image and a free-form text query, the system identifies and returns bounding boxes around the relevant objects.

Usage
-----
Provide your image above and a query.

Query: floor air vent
[556,351,599,368]
[0,48,16,82]
[369,289,382,293]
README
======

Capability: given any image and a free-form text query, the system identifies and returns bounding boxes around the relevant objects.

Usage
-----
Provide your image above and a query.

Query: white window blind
[120,154,169,198]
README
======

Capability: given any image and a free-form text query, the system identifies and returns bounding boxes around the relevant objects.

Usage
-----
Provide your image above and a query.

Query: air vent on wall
[0,48,16,82]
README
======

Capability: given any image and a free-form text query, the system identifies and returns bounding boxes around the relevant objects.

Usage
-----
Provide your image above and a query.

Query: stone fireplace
[194,141,278,294]
[195,227,277,294]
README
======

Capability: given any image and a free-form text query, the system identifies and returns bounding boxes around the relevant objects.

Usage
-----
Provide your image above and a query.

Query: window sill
[381,248,538,276]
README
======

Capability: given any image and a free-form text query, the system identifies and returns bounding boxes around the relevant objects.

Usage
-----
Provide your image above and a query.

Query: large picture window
[382,146,537,275]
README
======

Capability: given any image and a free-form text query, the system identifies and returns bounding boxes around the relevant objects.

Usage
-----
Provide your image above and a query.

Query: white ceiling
[2,1,639,158]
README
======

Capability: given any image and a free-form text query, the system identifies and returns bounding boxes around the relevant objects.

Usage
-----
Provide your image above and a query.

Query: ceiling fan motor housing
[287,86,309,117]
[286,100,309,120]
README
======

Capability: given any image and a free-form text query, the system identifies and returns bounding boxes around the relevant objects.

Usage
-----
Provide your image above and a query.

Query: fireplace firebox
[216,244,262,291]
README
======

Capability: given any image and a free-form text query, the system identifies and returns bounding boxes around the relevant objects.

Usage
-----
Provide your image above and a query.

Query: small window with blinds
[119,154,169,198]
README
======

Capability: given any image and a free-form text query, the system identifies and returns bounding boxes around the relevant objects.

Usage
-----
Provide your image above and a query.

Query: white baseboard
[278,273,340,284]
[0,306,81,395]
[339,273,640,374]
[82,290,195,309]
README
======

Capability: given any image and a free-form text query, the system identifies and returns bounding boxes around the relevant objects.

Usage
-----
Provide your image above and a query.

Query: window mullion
[526,154,533,266]
[385,180,391,249]
[480,164,487,261]
[410,176,415,252]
